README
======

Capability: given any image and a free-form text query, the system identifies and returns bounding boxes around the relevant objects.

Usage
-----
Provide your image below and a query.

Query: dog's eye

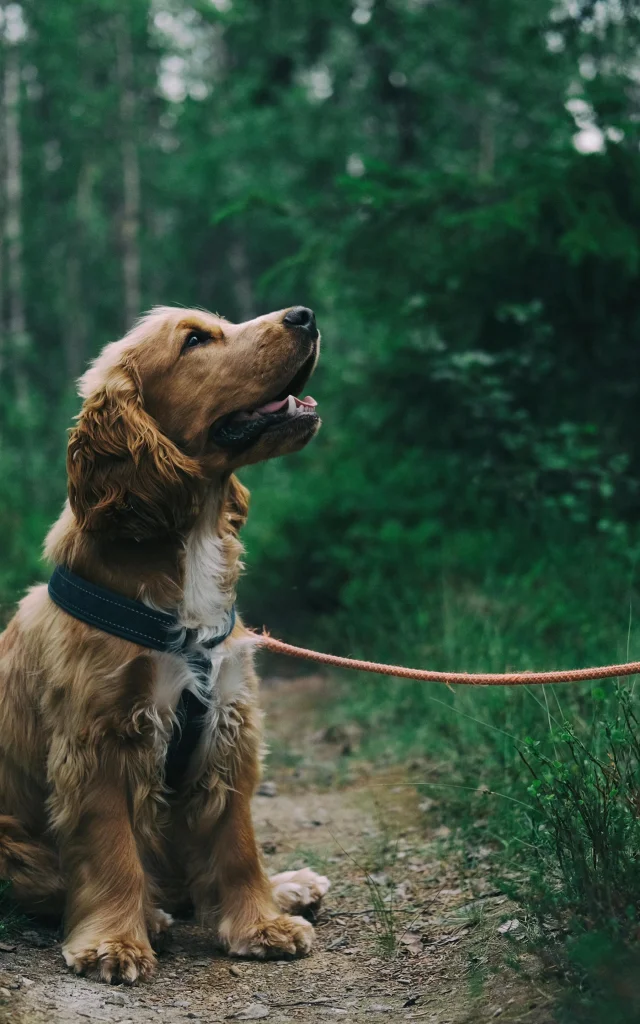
[181,330,210,353]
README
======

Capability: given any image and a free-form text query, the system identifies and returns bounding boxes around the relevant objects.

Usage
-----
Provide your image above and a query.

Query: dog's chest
[150,515,248,720]
[151,643,249,714]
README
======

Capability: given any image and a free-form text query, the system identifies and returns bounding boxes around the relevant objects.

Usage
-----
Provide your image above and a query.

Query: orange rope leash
[255,632,640,687]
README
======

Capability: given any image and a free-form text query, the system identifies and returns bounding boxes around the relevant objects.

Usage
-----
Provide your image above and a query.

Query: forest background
[1,1,640,1019]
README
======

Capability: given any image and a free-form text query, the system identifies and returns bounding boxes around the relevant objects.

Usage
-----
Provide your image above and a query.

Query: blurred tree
[0,0,639,640]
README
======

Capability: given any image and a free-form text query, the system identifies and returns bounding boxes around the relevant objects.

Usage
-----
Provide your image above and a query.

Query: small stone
[105,994,127,1006]
[0,944,16,953]
[229,965,241,977]
[368,872,390,887]
[0,988,11,1000]
[21,977,34,988]
[230,1003,270,1020]
[256,781,277,798]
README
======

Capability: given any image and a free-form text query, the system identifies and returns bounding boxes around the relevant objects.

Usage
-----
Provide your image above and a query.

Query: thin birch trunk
[64,162,93,378]
[229,235,255,321]
[116,14,141,330]
[0,40,5,374]
[4,38,28,405]
[478,111,496,178]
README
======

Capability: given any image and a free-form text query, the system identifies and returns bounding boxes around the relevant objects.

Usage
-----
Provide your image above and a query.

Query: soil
[0,674,557,1024]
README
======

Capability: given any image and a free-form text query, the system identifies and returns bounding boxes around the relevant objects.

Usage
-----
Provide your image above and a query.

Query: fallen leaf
[0,944,16,953]
[497,919,521,935]
[400,932,422,955]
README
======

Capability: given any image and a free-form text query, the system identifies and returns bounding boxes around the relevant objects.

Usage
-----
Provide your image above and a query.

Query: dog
[0,304,329,983]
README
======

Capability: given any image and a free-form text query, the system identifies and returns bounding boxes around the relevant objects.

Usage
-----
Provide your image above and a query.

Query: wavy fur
[0,305,325,984]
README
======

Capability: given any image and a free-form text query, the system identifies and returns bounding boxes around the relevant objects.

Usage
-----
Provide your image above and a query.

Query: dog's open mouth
[209,349,319,450]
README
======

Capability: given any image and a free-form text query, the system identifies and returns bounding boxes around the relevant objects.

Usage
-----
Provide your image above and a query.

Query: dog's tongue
[255,395,317,414]
[232,395,317,422]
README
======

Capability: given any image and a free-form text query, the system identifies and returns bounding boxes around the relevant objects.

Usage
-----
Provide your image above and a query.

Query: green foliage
[511,692,640,1022]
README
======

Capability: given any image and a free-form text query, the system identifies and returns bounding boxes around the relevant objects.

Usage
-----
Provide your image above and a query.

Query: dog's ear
[68,360,203,539]
[223,474,250,536]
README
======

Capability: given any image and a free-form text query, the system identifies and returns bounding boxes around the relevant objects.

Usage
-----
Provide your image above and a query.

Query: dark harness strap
[48,565,236,789]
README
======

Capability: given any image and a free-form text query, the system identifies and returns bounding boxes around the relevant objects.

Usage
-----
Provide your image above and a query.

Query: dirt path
[0,676,556,1024]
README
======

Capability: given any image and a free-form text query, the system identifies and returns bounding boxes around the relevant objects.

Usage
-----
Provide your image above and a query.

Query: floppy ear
[68,359,203,539]
[223,473,250,536]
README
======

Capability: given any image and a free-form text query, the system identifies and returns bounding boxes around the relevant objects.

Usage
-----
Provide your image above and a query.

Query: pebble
[229,964,241,977]
[231,1004,270,1020]
[256,780,278,798]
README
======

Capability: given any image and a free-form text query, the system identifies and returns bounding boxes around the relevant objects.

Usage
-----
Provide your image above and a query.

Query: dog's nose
[283,306,316,333]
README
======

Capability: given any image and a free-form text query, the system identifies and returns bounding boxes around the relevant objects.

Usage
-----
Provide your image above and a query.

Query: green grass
[293,526,640,1022]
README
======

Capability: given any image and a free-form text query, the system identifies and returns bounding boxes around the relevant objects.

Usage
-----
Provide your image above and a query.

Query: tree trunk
[3,37,28,404]
[229,235,255,322]
[63,162,94,378]
[116,14,141,331]
[4,46,25,344]
[0,40,5,372]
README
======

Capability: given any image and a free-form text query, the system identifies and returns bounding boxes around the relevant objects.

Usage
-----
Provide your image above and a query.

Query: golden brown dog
[0,305,329,983]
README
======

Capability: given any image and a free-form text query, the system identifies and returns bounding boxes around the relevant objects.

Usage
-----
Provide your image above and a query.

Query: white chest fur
[151,492,251,716]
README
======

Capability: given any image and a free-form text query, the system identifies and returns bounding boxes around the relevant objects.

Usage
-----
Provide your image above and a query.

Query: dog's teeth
[286,395,296,415]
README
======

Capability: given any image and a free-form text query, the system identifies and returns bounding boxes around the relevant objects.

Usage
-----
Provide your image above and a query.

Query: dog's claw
[63,937,155,984]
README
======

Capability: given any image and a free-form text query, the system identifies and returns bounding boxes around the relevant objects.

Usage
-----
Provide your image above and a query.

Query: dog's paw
[63,936,155,984]
[221,914,314,959]
[270,868,331,916]
[147,908,173,951]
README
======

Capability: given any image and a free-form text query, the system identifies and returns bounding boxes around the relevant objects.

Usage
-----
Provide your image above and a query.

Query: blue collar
[48,564,236,791]
[48,564,235,654]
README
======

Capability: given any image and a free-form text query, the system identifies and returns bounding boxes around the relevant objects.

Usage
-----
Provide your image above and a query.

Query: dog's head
[68,305,320,538]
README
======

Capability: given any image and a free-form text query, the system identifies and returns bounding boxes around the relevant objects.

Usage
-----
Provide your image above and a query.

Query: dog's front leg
[49,739,155,984]
[184,720,314,960]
